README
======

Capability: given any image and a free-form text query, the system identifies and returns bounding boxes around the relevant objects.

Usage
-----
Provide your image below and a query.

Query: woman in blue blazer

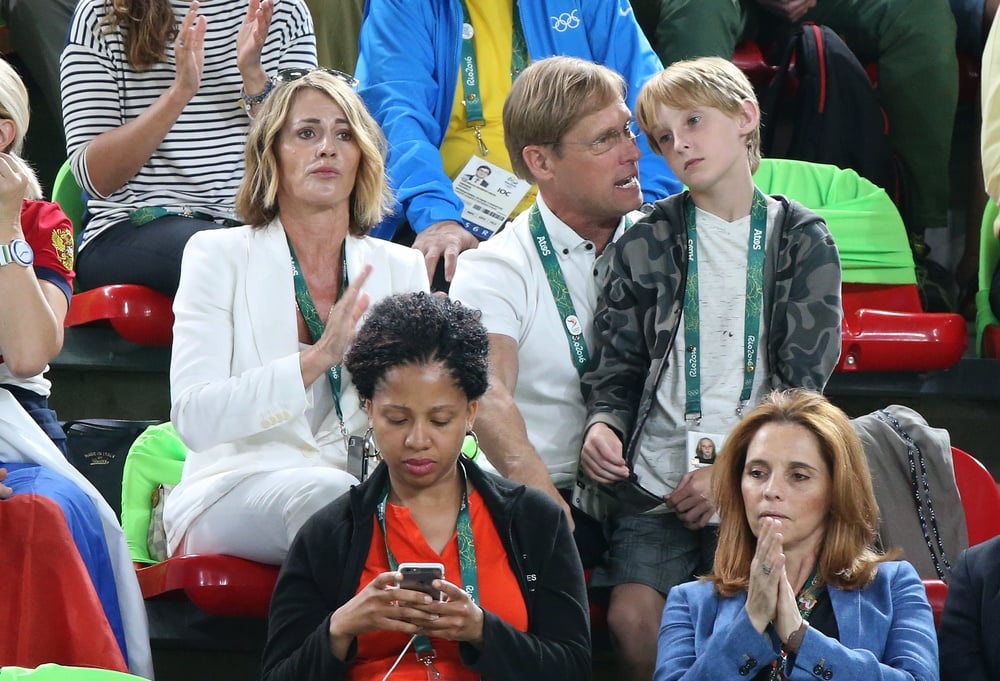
[655,390,939,681]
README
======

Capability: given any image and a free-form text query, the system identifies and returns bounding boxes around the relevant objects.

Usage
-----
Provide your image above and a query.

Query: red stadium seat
[838,283,967,372]
[64,285,174,347]
[136,554,279,618]
[952,447,1000,547]
[52,161,174,347]
[922,578,947,628]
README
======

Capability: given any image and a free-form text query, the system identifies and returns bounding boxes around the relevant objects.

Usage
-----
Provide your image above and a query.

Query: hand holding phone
[397,562,445,602]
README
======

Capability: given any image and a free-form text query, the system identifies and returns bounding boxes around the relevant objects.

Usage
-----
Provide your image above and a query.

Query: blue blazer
[938,535,1000,681]
[655,560,939,681]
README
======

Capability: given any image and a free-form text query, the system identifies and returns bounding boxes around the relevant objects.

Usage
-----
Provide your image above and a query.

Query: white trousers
[179,467,357,564]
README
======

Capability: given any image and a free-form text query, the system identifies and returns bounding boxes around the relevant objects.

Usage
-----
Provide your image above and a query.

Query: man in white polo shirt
[450,56,647,564]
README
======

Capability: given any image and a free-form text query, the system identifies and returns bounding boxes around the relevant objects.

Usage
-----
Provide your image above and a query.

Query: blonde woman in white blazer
[164,70,429,564]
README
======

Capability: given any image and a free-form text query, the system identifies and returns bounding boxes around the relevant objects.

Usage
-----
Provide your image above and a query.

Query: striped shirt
[61,0,317,249]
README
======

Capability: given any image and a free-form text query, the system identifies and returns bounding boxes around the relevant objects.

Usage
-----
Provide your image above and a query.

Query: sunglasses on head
[275,67,359,88]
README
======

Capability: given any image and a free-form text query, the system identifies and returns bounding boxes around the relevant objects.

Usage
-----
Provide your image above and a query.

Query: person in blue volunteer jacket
[355,0,681,287]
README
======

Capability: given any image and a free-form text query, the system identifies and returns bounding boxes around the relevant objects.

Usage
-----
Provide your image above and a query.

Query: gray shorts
[589,511,718,596]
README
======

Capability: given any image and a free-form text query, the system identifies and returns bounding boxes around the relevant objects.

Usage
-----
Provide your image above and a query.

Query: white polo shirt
[451,195,632,488]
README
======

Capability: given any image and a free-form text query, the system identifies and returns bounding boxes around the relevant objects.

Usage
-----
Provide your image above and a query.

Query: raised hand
[315,264,372,366]
[0,153,28,231]
[236,0,273,95]
[745,517,785,633]
[174,1,207,99]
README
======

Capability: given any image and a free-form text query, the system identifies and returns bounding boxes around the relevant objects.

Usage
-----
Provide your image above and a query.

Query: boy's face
[539,99,643,230]
[646,99,757,197]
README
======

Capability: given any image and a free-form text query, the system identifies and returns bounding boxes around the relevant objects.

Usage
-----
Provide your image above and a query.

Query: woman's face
[367,361,477,495]
[275,88,361,216]
[741,422,832,557]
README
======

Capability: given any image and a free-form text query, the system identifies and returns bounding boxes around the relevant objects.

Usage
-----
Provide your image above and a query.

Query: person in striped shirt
[60,0,317,296]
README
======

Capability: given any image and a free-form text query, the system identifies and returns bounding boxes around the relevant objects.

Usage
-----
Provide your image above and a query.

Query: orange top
[347,490,528,681]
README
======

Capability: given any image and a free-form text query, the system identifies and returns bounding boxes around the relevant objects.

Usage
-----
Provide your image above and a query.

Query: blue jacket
[656,561,939,681]
[356,0,681,239]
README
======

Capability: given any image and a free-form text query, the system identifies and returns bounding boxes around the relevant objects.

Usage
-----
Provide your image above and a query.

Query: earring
[363,427,381,460]
[462,428,480,460]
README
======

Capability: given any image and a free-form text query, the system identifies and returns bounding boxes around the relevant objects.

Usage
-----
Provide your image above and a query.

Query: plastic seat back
[753,159,966,371]
[922,579,947,628]
[122,423,279,617]
[976,200,1000,357]
[52,159,175,346]
[51,161,86,236]
[952,446,1000,546]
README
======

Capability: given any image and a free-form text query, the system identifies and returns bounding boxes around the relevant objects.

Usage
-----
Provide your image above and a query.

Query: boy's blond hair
[636,57,761,173]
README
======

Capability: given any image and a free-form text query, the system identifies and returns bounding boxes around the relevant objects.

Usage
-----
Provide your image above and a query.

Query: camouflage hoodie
[582,191,842,471]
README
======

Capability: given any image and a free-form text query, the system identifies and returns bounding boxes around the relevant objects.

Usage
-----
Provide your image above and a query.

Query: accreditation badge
[452,156,531,239]
[686,429,724,471]
[687,428,725,525]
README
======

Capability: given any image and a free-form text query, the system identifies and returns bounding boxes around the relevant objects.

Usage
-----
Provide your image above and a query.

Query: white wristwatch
[0,238,33,267]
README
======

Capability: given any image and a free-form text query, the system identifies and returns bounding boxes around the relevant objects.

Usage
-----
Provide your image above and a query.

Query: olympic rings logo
[551,10,581,32]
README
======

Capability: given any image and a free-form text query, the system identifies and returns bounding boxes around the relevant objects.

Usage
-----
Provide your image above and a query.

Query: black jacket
[261,459,592,680]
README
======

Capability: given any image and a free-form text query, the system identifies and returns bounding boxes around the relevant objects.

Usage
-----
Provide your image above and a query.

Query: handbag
[63,419,161,520]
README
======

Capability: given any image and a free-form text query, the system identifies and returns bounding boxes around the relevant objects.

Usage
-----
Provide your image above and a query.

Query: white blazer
[164,222,429,553]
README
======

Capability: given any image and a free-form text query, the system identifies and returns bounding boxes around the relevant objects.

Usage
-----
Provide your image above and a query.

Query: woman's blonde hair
[636,56,761,173]
[709,389,892,597]
[235,71,393,234]
[101,0,176,70]
[0,58,42,199]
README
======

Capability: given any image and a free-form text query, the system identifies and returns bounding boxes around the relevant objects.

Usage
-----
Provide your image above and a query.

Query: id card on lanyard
[452,0,531,240]
[682,188,768,426]
[376,466,479,679]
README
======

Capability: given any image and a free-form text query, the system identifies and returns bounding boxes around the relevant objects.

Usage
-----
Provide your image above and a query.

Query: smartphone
[398,562,445,601]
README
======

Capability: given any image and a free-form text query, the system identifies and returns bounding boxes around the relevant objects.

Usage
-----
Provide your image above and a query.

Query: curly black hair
[344,292,489,403]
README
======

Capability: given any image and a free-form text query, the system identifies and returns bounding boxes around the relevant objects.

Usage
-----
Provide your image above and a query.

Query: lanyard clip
[472,125,489,156]
[417,649,441,680]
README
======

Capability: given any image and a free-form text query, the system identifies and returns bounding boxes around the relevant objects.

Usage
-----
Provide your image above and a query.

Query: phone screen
[399,563,444,601]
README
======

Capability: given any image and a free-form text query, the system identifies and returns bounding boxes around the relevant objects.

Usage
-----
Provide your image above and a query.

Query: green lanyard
[770,570,822,681]
[682,188,767,421]
[457,0,529,156]
[376,466,479,668]
[286,237,349,443]
[528,204,631,378]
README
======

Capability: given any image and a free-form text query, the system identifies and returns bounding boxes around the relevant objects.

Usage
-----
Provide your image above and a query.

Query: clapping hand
[237,0,274,95]
[0,153,28,232]
[174,1,206,99]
